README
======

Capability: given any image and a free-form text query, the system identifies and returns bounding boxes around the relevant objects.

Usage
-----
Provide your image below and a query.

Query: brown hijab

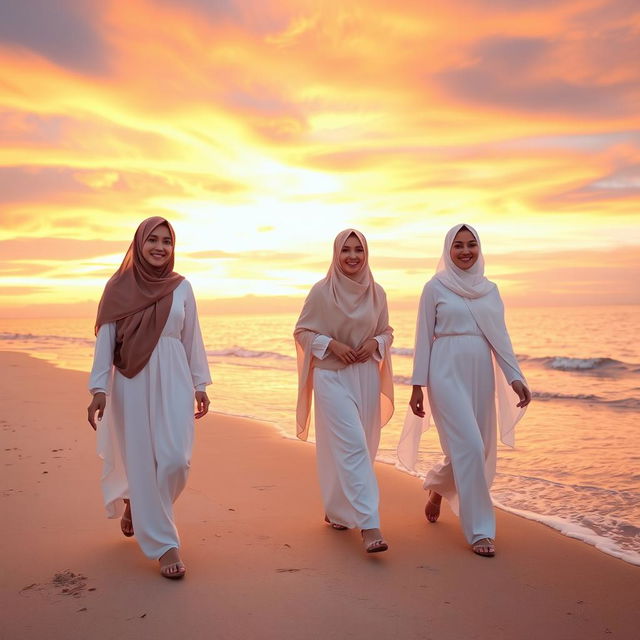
[294,229,394,440]
[95,216,184,378]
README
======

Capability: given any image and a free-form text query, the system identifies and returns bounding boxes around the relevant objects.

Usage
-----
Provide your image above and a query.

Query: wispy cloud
[0,0,638,313]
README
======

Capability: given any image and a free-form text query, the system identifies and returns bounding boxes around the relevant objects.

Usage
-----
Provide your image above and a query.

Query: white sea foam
[491,500,640,566]
[388,453,640,567]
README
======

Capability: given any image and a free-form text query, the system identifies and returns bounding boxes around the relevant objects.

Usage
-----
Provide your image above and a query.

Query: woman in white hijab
[295,229,394,553]
[398,224,530,557]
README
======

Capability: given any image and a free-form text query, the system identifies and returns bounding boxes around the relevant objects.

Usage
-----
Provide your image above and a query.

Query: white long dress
[411,279,522,544]
[311,334,390,530]
[88,279,211,559]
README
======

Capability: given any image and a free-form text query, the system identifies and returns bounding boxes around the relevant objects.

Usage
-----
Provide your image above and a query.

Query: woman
[294,229,394,553]
[87,217,211,579]
[398,223,530,557]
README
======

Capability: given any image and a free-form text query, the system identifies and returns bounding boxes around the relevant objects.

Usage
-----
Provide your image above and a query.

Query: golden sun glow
[0,0,639,316]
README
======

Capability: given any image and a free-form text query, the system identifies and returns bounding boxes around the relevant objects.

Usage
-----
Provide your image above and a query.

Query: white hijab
[397,223,527,472]
[434,223,496,299]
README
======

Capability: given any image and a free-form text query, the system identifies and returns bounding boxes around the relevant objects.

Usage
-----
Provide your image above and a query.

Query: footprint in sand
[20,570,95,602]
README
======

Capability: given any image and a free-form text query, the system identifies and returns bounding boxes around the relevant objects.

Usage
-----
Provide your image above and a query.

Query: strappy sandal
[425,490,441,523]
[160,561,186,579]
[472,538,495,557]
[361,530,389,554]
[324,515,348,530]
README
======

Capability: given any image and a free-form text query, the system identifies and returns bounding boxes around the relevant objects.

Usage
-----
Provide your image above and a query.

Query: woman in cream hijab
[295,229,394,553]
[87,217,211,578]
[398,224,530,557]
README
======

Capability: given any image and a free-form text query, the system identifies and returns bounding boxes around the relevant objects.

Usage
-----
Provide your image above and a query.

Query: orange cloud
[0,0,638,313]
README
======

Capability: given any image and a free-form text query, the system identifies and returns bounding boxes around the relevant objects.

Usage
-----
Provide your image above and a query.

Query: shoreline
[2,346,640,568]
[2,351,639,639]
[118,397,640,568]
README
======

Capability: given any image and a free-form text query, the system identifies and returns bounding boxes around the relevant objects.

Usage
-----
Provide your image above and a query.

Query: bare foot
[472,538,495,557]
[121,499,134,537]
[159,548,186,579]
[425,491,442,523]
[361,528,388,553]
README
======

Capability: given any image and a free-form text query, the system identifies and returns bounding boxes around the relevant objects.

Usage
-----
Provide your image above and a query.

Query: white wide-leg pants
[424,335,497,544]
[313,361,381,530]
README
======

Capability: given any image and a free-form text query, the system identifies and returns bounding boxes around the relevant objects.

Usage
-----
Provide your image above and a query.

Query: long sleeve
[311,332,391,361]
[311,334,332,359]
[373,330,392,362]
[180,282,212,391]
[410,282,437,386]
[89,323,116,395]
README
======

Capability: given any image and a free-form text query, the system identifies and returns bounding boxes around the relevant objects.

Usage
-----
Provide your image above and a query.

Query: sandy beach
[1,351,638,640]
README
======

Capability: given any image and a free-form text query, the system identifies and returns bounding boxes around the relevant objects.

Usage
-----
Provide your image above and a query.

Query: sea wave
[525,355,635,373]
[5,331,636,377]
[206,346,294,361]
[391,376,639,409]
[393,349,638,376]
[391,347,414,356]
[0,332,94,347]
[533,391,640,410]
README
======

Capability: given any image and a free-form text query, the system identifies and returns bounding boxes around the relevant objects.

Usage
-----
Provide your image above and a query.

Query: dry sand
[1,351,638,640]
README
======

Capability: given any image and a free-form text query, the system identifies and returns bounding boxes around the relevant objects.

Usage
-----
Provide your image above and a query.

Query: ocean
[1,304,639,565]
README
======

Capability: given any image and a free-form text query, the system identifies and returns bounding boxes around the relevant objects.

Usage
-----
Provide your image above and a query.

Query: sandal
[472,538,495,557]
[120,500,134,538]
[324,515,348,530]
[424,491,441,524]
[361,529,389,554]
[160,561,186,579]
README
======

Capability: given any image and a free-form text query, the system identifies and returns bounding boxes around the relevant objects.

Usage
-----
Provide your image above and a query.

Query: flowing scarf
[294,229,394,440]
[397,223,527,470]
[95,216,184,378]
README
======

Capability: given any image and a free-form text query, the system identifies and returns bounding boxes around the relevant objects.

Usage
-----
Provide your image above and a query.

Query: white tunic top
[89,279,210,395]
[411,278,522,387]
[398,279,525,472]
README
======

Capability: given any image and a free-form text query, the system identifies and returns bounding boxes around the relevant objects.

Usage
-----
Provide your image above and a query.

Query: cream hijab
[397,223,527,471]
[294,229,394,440]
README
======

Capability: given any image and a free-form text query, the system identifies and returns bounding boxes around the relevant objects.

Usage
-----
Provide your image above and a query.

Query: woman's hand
[409,385,426,417]
[87,392,106,430]
[195,391,210,419]
[355,338,379,363]
[511,380,531,408]
[328,339,358,365]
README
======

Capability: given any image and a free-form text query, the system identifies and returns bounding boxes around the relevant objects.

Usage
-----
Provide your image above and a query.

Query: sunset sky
[0,0,639,316]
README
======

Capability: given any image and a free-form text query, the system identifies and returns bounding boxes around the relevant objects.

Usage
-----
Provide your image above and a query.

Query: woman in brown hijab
[87,217,211,579]
[295,229,394,553]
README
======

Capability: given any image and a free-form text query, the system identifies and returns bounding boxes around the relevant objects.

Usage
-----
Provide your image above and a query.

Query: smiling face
[339,233,366,278]
[449,227,479,270]
[141,223,174,267]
